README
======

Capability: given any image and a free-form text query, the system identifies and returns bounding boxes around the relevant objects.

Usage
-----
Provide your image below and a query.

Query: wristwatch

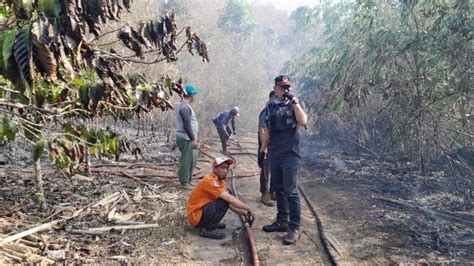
[291,98,299,105]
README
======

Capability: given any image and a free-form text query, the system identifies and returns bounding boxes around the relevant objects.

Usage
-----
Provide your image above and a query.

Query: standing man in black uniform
[258,91,276,206]
[260,75,308,245]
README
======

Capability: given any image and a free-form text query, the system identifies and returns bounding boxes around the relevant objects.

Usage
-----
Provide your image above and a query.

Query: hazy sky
[254,0,318,12]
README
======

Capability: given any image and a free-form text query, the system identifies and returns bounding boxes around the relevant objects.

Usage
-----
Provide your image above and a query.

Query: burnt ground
[0,132,473,264]
[300,139,473,264]
[0,134,194,264]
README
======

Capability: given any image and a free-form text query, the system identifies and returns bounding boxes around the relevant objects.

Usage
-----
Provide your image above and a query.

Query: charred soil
[300,141,473,264]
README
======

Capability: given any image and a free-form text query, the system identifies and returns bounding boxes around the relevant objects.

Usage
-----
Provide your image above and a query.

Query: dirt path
[186,135,325,265]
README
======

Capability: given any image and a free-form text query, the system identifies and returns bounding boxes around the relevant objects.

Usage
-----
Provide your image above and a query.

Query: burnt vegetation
[0,0,208,205]
[0,0,472,264]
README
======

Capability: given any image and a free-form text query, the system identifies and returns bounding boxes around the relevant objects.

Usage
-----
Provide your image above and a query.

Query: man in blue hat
[176,85,199,190]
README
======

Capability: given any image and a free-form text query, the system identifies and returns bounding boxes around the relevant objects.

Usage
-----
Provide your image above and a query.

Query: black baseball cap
[274,75,292,87]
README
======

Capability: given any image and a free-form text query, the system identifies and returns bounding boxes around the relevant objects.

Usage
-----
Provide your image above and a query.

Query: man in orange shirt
[187,156,256,239]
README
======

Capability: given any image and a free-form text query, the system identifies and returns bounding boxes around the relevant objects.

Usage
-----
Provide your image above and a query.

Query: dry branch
[91,192,122,208]
[228,152,258,156]
[373,195,474,227]
[0,251,23,262]
[1,220,61,244]
[18,239,42,249]
[325,233,350,259]
[133,173,176,179]
[198,145,217,159]
[68,224,161,234]
[2,244,28,259]
[65,229,105,236]
[1,192,125,244]
[90,169,173,184]
[229,172,260,179]
[92,162,179,168]
[114,220,145,225]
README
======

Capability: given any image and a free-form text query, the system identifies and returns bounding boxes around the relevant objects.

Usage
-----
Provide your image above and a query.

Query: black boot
[263,221,289,232]
[199,228,225,239]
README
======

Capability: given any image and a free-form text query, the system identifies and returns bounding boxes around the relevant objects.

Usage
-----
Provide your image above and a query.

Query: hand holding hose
[245,210,255,226]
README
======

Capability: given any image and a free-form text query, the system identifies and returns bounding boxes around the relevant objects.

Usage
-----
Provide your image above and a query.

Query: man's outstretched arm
[220,191,255,220]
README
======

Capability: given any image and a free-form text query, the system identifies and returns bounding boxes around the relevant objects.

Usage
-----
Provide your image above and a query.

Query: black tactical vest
[266,100,297,130]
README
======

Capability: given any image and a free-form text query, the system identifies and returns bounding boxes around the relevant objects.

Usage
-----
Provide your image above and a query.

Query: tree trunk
[34,160,47,210]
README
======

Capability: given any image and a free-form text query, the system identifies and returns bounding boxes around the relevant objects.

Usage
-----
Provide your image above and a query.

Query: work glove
[283,90,299,104]
[257,151,266,168]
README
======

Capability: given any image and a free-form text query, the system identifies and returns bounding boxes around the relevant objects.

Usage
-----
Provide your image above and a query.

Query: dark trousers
[269,155,301,230]
[196,198,229,230]
[259,158,271,194]
[215,124,231,152]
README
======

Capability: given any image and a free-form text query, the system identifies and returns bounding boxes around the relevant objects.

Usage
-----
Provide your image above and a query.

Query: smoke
[331,156,346,171]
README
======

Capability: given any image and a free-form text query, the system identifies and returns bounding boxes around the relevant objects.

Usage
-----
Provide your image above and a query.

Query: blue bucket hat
[184,85,198,96]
